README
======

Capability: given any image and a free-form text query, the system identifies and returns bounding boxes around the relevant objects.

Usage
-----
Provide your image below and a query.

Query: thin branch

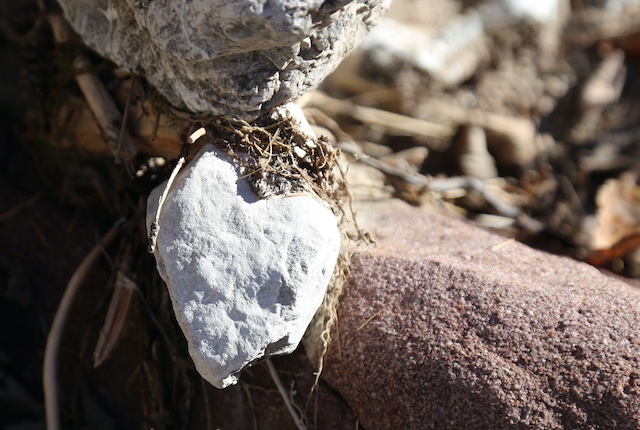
[428,176,521,219]
[148,128,207,253]
[339,142,429,186]
[48,14,137,162]
[201,379,212,430]
[0,192,43,222]
[241,383,259,430]
[73,55,137,161]
[43,226,120,430]
[305,91,454,145]
[117,75,138,170]
[265,358,306,430]
[340,141,521,218]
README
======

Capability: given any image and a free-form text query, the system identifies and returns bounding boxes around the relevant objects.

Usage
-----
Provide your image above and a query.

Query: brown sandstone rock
[324,200,640,429]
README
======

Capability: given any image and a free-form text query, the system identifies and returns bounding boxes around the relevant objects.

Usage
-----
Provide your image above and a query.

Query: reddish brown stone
[324,201,640,429]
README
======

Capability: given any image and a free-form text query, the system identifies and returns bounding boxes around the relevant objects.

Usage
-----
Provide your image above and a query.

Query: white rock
[603,0,640,12]
[360,13,486,87]
[497,0,561,24]
[480,0,569,59]
[146,144,341,388]
[56,0,391,119]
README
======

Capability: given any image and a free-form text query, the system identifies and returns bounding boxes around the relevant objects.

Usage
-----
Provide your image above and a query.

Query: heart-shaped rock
[147,144,341,388]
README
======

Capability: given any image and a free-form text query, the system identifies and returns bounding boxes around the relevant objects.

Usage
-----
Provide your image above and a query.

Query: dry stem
[148,127,206,253]
[43,226,120,430]
[266,358,306,430]
[49,14,136,162]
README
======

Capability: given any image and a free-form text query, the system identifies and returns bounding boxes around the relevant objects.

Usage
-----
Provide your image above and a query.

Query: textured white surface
[147,144,340,388]
[57,0,390,119]
[499,0,561,23]
[361,14,484,86]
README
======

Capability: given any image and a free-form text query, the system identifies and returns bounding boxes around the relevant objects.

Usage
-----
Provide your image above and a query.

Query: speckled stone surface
[324,200,640,429]
[57,0,390,119]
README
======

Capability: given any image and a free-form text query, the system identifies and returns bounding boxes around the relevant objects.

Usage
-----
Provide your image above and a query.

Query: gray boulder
[147,144,341,388]
[57,0,390,119]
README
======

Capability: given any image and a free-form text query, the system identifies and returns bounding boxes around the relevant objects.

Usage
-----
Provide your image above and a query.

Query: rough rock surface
[324,199,640,429]
[360,12,485,88]
[146,144,341,389]
[57,0,390,119]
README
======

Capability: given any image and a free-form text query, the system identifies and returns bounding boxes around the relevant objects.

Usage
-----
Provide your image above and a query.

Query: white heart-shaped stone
[147,144,340,388]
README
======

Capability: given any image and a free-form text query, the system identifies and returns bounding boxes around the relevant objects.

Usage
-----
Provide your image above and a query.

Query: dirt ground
[3,0,640,429]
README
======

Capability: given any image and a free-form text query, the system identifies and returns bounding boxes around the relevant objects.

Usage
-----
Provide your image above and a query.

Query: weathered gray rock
[57,0,390,119]
[493,0,563,24]
[361,12,486,88]
[324,199,640,429]
[146,144,341,389]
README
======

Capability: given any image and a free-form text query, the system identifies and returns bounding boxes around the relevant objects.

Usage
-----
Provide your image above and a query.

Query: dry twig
[48,14,136,162]
[43,226,120,430]
[302,91,454,146]
[266,358,306,430]
[0,192,43,222]
[339,141,522,218]
[93,245,136,368]
[148,127,206,253]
